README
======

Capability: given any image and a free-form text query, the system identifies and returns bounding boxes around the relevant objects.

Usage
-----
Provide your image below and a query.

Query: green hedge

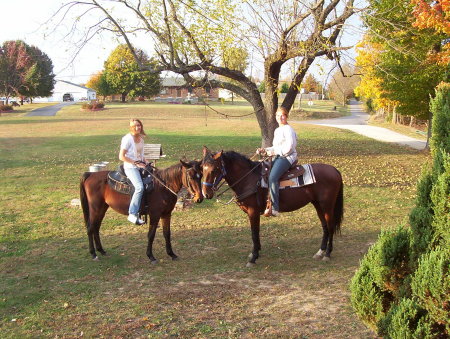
[382,298,432,339]
[351,83,450,337]
[411,248,450,335]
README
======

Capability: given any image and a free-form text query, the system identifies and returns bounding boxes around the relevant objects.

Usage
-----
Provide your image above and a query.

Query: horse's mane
[154,163,183,187]
[223,151,258,169]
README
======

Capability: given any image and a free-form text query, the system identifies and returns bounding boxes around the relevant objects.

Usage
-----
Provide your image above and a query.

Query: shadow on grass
[0,219,381,317]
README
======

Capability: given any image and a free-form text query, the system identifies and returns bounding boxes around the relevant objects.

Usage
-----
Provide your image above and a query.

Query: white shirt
[266,124,298,164]
[120,133,144,169]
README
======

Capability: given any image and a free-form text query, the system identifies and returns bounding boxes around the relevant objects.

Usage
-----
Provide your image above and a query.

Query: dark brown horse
[80,160,203,263]
[201,146,343,266]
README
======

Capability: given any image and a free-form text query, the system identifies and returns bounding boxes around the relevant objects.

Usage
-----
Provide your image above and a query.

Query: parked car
[63,93,74,102]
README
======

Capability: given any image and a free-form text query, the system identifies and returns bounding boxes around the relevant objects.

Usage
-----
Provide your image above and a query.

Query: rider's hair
[277,106,289,118]
[129,118,147,136]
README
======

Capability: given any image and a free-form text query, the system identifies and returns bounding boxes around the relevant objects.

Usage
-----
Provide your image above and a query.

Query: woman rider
[257,106,298,217]
[119,118,149,225]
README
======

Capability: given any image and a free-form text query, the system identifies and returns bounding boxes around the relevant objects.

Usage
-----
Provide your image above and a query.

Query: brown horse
[80,160,203,263]
[201,146,343,266]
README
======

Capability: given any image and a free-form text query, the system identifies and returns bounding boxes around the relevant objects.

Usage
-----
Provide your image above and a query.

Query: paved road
[26,102,76,116]
[297,100,427,150]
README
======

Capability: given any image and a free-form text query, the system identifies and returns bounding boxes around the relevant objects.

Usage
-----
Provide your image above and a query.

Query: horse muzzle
[193,194,203,203]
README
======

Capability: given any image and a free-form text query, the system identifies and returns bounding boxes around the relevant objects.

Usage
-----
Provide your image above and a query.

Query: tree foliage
[86,72,114,100]
[280,82,289,93]
[302,74,320,93]
[19,45,55,100]
[357,0,448,120]
[412,0,450,65]
[104,44,161,102]
[55,0,358,146]
[0,40,54,102]
[354,37,399,114]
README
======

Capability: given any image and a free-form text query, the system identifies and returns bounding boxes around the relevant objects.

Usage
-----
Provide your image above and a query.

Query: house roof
[56,79,95,91]
[161,77,186,87]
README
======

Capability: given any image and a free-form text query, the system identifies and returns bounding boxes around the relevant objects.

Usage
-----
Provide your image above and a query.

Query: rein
[145,165,179,197]
[214,154,270,200]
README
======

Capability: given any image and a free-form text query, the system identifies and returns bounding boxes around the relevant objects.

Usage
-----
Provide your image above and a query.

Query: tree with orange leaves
[412,0,450,64]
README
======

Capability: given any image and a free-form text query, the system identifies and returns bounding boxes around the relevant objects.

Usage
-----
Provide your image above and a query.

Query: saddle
[107,164,154,195]
[260,160,305,187]
[260,160,308,216]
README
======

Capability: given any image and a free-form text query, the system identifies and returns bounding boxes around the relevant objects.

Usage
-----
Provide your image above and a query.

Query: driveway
[297,100,427,150]
[26,102,76,116]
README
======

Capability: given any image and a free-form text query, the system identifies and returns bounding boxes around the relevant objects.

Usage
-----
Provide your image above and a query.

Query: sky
[0,0,117,84]
[0,0,364,86]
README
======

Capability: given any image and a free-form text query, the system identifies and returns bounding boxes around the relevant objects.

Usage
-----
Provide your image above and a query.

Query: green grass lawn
[0,102,430,338]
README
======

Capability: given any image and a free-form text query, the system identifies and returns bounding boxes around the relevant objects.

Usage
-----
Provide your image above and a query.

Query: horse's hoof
[99,250,107,256]
[172,256,179,261]
[313,249,326,259]
[93,256,99,261]
[322,256,330,262]
[246,262,256,268]
[150,259,158,265]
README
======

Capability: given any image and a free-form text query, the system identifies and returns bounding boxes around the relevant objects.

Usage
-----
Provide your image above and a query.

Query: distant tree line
[0,40,55,104]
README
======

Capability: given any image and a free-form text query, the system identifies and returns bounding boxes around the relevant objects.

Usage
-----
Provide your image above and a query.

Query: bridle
[201,158,227,191]
[202,154,266,200]
[183,166,202,197]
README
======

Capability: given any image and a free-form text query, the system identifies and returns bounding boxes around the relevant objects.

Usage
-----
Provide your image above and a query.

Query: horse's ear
[180,159,190,168]
[202,146,210,156]
[213,150,223,160]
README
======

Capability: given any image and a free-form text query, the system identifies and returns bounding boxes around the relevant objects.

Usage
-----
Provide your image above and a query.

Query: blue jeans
[269,156,291,212]
[124,167,144,215]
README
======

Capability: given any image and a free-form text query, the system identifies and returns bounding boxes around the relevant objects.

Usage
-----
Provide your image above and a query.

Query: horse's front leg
[161,214,178,260]
[246,208,261,267]
[146,214,160,264]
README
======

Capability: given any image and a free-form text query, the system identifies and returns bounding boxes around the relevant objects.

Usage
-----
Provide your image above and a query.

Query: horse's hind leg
[87,222,97,260]
[312,202,329,260]
[161,215,178,260]
[93,204,109,256]
[87,204,108,259]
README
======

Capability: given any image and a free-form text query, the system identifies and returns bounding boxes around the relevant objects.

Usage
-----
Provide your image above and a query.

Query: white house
[34,80,96,102]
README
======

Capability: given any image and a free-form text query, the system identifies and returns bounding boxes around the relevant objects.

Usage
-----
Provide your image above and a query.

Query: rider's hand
[256,148,266,155]
[134,161,146,168]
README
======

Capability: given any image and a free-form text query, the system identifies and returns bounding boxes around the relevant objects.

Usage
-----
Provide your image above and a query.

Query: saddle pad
[261,164,316,189]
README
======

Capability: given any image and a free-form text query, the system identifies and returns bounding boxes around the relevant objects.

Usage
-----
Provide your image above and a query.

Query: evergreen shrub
[430,151,450,248]
[382,298,431,339]
[350,260,386,331]
[350,228,411,330]
[351,82,449,338]
[411,248,450,335]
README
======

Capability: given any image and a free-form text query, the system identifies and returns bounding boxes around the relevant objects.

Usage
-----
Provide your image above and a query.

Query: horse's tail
[334,170,344,235]
[80,172,91,228]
